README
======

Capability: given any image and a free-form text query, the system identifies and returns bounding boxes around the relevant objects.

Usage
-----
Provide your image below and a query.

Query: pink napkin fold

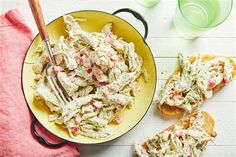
[0,9,79,157]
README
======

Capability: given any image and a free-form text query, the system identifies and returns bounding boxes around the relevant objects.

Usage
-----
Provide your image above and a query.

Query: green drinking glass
[136,0,161,8]
[173,0,233,39]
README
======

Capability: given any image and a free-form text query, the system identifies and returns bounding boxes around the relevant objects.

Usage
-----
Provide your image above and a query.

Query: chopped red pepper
[169,91,175,97]
[221,79,226,84]
[176,131,183,138]
[99,82,108,86]
[94,68,103,77]
[87,68,93,74]
[80,55,85,64]
[42,56,50,64]
[51,66,57,75]
[74,55,81,64]
[68,36,73,41]
[87,68,92,74]
[92,75,97,81]
[208,81,216,88]
[72,127,79,135]
[188,152,193,157]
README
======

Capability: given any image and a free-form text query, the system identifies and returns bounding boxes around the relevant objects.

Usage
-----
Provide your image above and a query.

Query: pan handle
[31,116,67,148]
[113,8,148,40]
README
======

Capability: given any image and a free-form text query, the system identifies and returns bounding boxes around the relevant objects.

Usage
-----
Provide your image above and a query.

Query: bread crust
[158,55,236,116]
[165,111,215,135]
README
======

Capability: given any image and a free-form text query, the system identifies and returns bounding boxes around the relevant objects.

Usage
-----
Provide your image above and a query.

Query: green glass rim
[178,0,233,29]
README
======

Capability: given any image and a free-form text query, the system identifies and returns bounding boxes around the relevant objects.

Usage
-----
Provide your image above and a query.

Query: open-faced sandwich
[158,53,236,116]
[134,110,216,157]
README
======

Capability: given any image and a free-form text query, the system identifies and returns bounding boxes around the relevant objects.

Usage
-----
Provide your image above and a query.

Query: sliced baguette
[135,111,215,156]
[158,55,236,116]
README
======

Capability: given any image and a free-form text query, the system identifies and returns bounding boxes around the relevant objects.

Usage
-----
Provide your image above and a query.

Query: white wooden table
[1,0,235,156]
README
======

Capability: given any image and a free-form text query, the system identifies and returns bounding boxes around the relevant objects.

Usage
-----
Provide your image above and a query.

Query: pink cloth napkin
[0,9,79,157]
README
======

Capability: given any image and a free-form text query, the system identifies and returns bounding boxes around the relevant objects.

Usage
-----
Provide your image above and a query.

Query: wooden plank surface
[1,0,235,156]
[78,145,236,157]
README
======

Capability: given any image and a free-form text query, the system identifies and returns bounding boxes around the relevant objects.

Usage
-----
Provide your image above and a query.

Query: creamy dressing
[33,15,145,139]
[134,111,213,157]
[159,53,233,112]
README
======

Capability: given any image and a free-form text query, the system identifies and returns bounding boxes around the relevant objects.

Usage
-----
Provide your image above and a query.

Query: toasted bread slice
[134,111,215,157]
[159,55,236,116]
[165,111,214,135]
